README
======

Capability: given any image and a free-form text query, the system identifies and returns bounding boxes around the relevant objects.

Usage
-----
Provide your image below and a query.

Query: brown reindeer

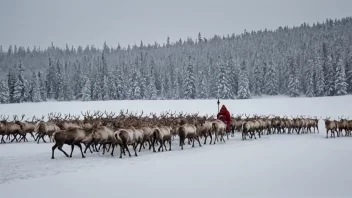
[1,115,27,143]
[197,115,213,144]
[51,124,97,159]
[35,114,60,143]
[323,117,338,138]
[15,115,37,140]
[177,119,202,150]
[337,116,348,137]
[114,124,144,158]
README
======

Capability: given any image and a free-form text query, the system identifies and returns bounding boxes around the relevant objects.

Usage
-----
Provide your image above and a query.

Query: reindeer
[347,120,352,136]
[230,114,243,137]
[114,124,144,158]
[0,115,27,143]
[35,114,60,143]
[15,115,37,140]
[177,119,202,150]
[210,119,227,144]
[337,116,349,137]
[51,124,97,159]
[196,115,213,144]
[323,117,338,138]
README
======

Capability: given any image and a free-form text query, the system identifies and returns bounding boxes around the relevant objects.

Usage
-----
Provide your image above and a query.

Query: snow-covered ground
[1,95,352,198]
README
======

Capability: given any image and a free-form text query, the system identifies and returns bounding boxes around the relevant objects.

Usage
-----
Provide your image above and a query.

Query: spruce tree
[81,77,91,101]
[237,60,251,99]
[287,57,300,97]
[346,49,352,93]
[335,56,348,96]
[315,57,325,96]
[0,79,9,103]
[29,71,42,102]
[264,60,278,95]
[183,56,196,99]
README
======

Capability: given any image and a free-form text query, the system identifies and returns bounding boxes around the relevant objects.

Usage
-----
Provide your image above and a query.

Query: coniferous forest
[0,17,352,103]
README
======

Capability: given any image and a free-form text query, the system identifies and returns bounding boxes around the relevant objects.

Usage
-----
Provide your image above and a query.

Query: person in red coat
[217,104,231,132]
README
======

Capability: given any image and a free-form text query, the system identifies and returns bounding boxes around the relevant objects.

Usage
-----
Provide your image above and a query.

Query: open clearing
[1,95,352,198]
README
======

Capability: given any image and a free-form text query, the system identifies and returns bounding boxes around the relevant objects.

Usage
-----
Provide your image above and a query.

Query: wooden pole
[217,98,220,113]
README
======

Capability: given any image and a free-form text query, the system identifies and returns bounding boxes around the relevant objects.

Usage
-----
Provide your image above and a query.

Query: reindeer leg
[1,135,5,144]
[69,144,75,157]
[152,138,157,152]
[111,143,116,156]
[76,143,85,158]
[148,139,152,150]
[23,134,28,142]
[163,140,167,151]
[133,143,138,156]
[84,143,93,154]
[125,144,132,157]
[42,135,47,143]
[29,132,35,140]
[58,144,69,158]
[196,137,202,147]
[119,144,123,158]
[51,143,58,159]
[139,140,145,152]
[11,134,17,142]
[102,144,106,155]
[158,140,163,152]
[37,134,41,144]
[169,140,172,151]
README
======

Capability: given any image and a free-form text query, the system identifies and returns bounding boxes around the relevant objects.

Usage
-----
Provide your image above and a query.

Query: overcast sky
[1,0,351,50]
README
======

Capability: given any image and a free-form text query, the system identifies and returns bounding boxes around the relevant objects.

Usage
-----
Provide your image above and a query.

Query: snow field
[1,95,352,198]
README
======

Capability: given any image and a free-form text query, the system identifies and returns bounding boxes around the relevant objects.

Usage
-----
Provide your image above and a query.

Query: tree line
[0,17,352,103]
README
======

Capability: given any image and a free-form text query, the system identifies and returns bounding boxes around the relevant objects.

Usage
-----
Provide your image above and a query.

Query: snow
[1,95,352,198]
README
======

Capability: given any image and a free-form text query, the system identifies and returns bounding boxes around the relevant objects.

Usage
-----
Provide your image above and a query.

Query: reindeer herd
[0,110,351,159]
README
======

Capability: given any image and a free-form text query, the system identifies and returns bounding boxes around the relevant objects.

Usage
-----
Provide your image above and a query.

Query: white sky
[0,0,351,50]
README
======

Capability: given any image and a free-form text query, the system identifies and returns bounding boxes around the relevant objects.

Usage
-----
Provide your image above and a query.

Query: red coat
[217,105,231,122]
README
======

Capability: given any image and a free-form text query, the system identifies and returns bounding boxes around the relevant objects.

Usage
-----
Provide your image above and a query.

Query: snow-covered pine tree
[63,76,73,101]
[198,71,207,99]
[237,60,251,99]
[102,76,109,100]
[252,59,263,96]
[227,56,238,98]
[92,79,102,101]
[322,45,335,96]
[346,49,352,93]
[130,67,141,100]
[13,78,22,103]
[183,56,196,99]
[0,79,9,103]
[216,56,232,99]
[115,66,126,100]
[81,76,91,101]
[17,62,29,102]
[38,72,47,101]
[314,56,325,97]
[108,74,117,100]
[55,61,64,101]
[29,71,42,102]
[172,71,180,99]
[334,56,348,96]
[306,67,314,97]
[264,60,278,95]
[72,63,84,99]
[287,57,300,97]
[7,69,16,103]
